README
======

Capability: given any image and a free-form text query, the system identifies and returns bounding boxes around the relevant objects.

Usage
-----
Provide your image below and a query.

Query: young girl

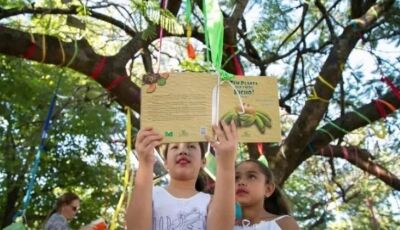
[234,159,300,230]
[126,121,238,230]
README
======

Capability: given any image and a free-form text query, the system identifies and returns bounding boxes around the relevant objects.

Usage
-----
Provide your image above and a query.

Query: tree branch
[308,90,400,151]
[315,0,337,41]
[316,145,400,190]
[274,0,396,184]
[230,0,250,24]
[0,26,142,116]
[351,0,395,33]
[0,6,137,36]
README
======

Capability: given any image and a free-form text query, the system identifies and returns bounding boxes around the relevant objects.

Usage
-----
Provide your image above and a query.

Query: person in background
[43,192,94,230]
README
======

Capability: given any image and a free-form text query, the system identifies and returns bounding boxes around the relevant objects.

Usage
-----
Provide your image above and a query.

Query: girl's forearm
[207,162,235,230]
[126,164,154,230]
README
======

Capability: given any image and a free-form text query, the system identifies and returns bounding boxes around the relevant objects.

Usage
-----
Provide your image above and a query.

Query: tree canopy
[0,0,399,229]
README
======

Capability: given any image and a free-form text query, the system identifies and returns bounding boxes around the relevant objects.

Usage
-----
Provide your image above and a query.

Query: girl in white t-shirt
[234,160,300,230]
[127,121,238,230]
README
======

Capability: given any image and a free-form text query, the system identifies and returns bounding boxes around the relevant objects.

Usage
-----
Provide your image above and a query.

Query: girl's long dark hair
[162,142,207,192]
[43,192,79,225]
[237,159,292,215]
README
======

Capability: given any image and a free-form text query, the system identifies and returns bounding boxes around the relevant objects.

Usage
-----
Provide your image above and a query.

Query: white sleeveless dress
[152,186,211,230]
[234,215,289,230]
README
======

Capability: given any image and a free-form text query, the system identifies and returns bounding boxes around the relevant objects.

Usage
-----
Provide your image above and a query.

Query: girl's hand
[135,127,163,167]
[207,121,238,168]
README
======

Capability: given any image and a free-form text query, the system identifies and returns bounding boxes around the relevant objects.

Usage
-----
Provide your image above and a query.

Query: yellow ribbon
[40,35,46,63]
[58,38,65,66]
[308,88,329,103]
[317,75,335,91]
[29,32,36,43]
[110,107,132,230]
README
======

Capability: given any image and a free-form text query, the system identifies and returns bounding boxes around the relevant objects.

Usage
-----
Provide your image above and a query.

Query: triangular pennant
[258,154,268,167]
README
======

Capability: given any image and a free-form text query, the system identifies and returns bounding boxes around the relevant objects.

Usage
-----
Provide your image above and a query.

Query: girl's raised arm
[206,121,238,230]
[126,127,162,230]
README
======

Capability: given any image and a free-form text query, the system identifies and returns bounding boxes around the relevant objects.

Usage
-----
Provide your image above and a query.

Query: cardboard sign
[141,72,281,143]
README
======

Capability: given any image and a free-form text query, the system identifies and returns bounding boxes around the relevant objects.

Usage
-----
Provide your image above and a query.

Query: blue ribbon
[14,75,62,219]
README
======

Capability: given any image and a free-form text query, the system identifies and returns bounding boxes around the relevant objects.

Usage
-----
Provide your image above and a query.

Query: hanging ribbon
[185,0,196,59]
[203,0,223,69]
[58,38,66,66]
[110,107,133,230]
[65,40,78,67]
[203,0,242,179]
[228,46,244,76]
[203,0,236,127]
[14,75,63,220]
[257,143,268,167]
[156,0,169,72]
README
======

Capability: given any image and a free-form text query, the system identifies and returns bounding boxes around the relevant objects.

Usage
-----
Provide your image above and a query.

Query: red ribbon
[187,43,196,59]
[229,46,244,76]
[341,146,349,161]
[257,143,263,156]
[373,99,387,118]
[23,42,37,59]
[90,57,107,80]
[107,76,125,91]
[381,76,400,101]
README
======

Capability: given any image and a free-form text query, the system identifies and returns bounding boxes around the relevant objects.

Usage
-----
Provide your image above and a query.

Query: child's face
[235,162,274,207]
[164,142,204,181]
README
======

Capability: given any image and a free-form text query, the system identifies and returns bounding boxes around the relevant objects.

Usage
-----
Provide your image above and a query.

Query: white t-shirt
[152,186,211,230]
[234,215,288,230]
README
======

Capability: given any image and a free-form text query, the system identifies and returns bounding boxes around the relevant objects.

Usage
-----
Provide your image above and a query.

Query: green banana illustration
[239,113,256,127]
[221,111,237,124]
[256,111,272,128]
[255,116,266,134]
[222,106,272,134]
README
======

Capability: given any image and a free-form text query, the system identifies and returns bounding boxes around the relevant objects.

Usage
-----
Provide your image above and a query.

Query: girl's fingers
[136,128,162,145]
[205,135,219,147]
[136,127,154,143]
[230,121,238,140]
[220,120,233,141]
[150,141,162,149]
[140,133,163,147]
[145,141,162,153]
[213,124,227,142]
